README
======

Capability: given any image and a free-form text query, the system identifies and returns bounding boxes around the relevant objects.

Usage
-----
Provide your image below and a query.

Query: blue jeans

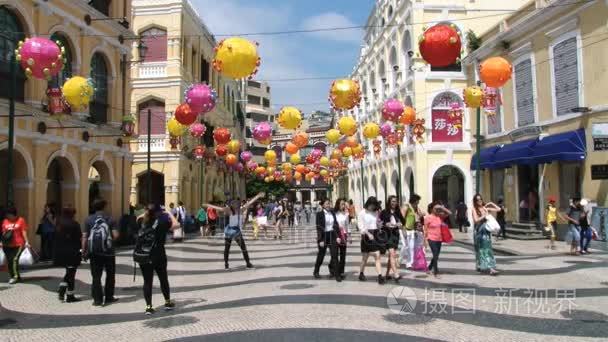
[580,227,592,251]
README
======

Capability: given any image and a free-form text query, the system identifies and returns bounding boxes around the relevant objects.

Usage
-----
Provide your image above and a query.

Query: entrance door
[432,165,464,212]
[517,165,539,222]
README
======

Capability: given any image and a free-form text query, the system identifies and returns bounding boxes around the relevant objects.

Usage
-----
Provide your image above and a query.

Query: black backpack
[88,216,112,255]
[133,219,158,264]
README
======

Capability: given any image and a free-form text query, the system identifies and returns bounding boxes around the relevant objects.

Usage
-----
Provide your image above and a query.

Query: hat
[547,196,557,203]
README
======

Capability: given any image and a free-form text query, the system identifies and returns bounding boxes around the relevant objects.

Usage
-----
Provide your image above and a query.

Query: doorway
[432,165,465,211]
[517,165,539,222]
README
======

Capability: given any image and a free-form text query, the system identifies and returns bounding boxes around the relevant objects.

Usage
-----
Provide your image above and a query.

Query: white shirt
[324,210,335,232]
[358,210,378,233]
[335,212,348,230]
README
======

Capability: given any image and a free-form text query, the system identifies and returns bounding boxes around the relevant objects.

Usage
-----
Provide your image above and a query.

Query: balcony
[138,62,167,79]
[137,136,166,152]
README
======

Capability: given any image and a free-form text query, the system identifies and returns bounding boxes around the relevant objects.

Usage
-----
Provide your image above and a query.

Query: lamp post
[396,143,403,205]
[475,81,482,194]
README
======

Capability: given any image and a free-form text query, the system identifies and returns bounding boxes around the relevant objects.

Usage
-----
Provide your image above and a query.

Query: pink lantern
[235,162,244,173]
[16,37,64,80]
[380,122,394,138]
[252,122,273,144]
[189,122,207,138]
[185,83,217,115]
[273,171,282,180]
[247,160,258,171]
[240,151,253,163]
[310,148,323,160]
[382,98,404,122]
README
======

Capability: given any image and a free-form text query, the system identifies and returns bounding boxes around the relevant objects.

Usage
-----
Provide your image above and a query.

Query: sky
[190,0,374,114]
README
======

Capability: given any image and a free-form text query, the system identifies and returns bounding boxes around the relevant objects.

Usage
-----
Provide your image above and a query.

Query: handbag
[484,215,501,233]
[591,227,599,240]
[440,223,454,244]
[224,226,241,239]
[1,229,13,243]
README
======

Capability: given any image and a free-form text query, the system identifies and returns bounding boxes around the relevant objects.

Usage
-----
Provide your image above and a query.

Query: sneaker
[8,278,19,285]
[377,275,386,285]
[65,295,81,303]
[164,300,175,311]
[145,305,155,315]
[358,273,366,281]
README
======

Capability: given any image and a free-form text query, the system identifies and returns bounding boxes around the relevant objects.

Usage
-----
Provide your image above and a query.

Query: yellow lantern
[264,149,277,162]
[62,76,94,110]
[266,166,275,174]
[463,86,484,108]
[282,163,293,172]
[352,144,363,155]
[320,156,330,167]
[227,139,241,153]
[342,146,353,157]
[212,37,260,80]
[326,129,342,145]
[329,79,361,111]
[337,116,357,136]
[277,106,302,130]
[362,122,380,140]
[320,169,329,177]
[290,154,301,164]
[331,149,343,160]
[167,118,187,136]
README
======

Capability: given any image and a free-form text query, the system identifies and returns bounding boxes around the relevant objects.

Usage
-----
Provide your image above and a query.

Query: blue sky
[190,0,374,114]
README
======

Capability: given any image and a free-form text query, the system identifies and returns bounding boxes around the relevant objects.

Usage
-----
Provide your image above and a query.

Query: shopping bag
[441,223,454,244]
[172,227,184,240]
[0,248,5,266]
[412,245,428,271]
[19,247,35,266]
[591,227,599,241]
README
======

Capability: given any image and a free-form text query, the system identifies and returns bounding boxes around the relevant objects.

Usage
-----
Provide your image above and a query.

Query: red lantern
[213,127,231,145]
[419,24,461,67]
[46,87,68,116]
[215,144,228,157]
[169,136,180,150]
[193,145,206,160]
[225,153,238,166]
[174,103,197,126]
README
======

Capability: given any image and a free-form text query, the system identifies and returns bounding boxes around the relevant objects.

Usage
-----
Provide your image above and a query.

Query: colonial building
[344,0,528,211]
[130,0,246,211]
[464,0,608,234]
[245,79,272,162]
[0,0,134,248]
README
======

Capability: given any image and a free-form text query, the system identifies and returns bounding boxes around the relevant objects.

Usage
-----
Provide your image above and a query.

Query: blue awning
[531,128,586,164]
[470,146,501,170]
[493,138,537,167]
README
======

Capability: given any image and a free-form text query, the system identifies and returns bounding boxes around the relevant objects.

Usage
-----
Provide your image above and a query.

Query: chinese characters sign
[432,110,463,142]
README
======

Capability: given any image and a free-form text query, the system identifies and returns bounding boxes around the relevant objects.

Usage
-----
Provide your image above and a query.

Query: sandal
[489,269,499,276]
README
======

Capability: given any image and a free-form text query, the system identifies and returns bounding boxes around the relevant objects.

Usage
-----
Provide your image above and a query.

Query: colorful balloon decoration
[240,151,253,163]
[215,144,228,157]
[62,76,94,110]
[342,146,353,157]
[463,86,484,108]
[320,156,330,167]
[310,148,324,160]
[227,139,241,153]
[285,142,299,155]
[16,37,64,80]
[184,83,217,114]
[292,131,309,148]
[419,24,461,67]
[479,57,513,88]
[362,122,380,140]
[255,166,266,175]
[326,129,342,145]
[382,99,404,122]
[167,118,187,136]
[174,103,197,126]
[400,106,416,125]
[212,37,261,80]
[380,122,394,138]
[213,127,232,145]
[337,116,357,136]
[282,163,293,172]
[352,144,363,155]
[295,164,306,174]
[331,149,343,160]
[247,161,258,171]
[264,149,277,162]
[328,79,361,111]
[192,145,206,160]
[252,122,273,144]
[266,166,275,175]
[225,154,238,166]
[189,122,206,138]
[277,106,302,130]
[290,154,301,164]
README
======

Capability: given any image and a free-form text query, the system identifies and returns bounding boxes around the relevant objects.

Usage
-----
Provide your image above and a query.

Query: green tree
[246,178,289,198]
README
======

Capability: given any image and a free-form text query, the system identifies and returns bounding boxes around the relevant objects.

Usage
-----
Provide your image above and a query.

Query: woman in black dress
[53,207,82,303]
[379,195,404,283]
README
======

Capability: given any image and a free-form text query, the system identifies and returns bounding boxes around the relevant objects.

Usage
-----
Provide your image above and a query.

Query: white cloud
[300,12,363,43]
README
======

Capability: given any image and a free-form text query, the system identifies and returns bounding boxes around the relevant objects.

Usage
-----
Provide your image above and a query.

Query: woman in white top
[204,192,264,270]
[357,196,386,285]
[333,198,350,279]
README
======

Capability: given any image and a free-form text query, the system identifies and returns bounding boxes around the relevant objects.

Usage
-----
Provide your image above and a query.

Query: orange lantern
[213,127,231,145]
[331,149,343,160]
[306,171,315,181]
[330,159,340,168]
[294,171,303,181]
[292,131,309,148]
[345,136,358,148]
[400,106,416,125]
[285,142,299,155]
[215,144,228,157]
[225,153,238,166]
[295,164,306,174]
[479,56,512,88]
[255,166,267,175]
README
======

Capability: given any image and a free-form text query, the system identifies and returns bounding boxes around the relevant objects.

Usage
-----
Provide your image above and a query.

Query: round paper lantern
[277,106,303,130]
[419,24,462,67]
[294,171,303,181]
[213,127,232,144]
[192,145,206,160]
[345,136,358,148]
[382,98,404,122]
[331,149,343,160]
[285,142,299,155]
[184,83,217,114]
[227,139,241,153]
[62,76,94,110]
[212,37,261,79]
[326,129,342,145]
[352,144,363,155]
[305,172,315,181]
[463,86,484,108]
[16,37,64,80]
[292,131,309,148]
[264,176,273,183]
[247,160,258,171]
[337,116,357,136]
[329,79,361,111]
[174,103,197,126]
[189,122,207,138]
[264,149,277,162]
[252,122,273,144]
[320,169,329,177]
[282,163,293,172]
[266,166,275,175]
[255,166,266,175]
[167,118,187,136]
[215,144,228,157]
[400,106,416,125]
[295,164,306,174]
[480,56,513,88]
[320,156,330,167]
[380,122,394,138]
[362,122,380,140]
[305,154,316,165]
[290,154,301,164]
[240,151,253,163]
[225,153,238,166]
[342,146,353,157]
[310,149,323,160]
[330,159,340,168]
[267,159,277,167]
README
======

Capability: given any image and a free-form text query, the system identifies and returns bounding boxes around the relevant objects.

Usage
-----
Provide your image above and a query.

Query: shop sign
[509,126,541,141]
[594,138,608,151]
[431,110,463,142]
[592,123,608,151]
[591,165,608,180]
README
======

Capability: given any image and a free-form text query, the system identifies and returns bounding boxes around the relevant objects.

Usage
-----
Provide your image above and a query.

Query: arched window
[0,6,26,101]
[402,31,412,72]
[138,99,166,136]
[88,0,111,16]
[431,92,464,142]
[430,23,462,72]
[140,27,167,62]
[48,33,73,88]
[89,53,109,123]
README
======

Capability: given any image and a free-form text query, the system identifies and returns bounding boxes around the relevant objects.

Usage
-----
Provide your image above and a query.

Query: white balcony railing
[138,62,167,79]
[137,136,166,152]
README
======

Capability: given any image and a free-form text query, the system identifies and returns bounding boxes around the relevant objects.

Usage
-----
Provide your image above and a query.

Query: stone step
[511,222,539,230]
[506,227,544,235]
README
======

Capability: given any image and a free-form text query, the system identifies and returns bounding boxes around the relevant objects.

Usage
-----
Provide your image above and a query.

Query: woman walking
[334,198,350,279]
[39,204,56,261]
[357,197,386,285]
[424,202,452,278]
[313,198,340,281]
[545,196,559,249]
[564,197,583,255]
[204,193,264,270]
[402,194,423,269]
[1,206,30,284]
[579,199,592,254]
[380,196,404,283]
[53,207,82,302]
[472,194,502,275]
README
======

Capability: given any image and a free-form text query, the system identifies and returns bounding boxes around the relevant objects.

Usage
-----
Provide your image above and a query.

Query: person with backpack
[196,205,208,236]
[134,203,176,315]
[53,206,82,303]
[206,205,218,237]
[81,199,119,306]
[1,206,30,284]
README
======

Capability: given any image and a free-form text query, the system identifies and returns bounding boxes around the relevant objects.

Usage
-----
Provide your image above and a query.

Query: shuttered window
[140,28,167,62]
[514,59,535,127]
[138,99,166,135]
[553,37,579,116]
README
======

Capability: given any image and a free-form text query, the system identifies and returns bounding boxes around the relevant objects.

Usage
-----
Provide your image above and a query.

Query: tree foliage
[246,178,289,199]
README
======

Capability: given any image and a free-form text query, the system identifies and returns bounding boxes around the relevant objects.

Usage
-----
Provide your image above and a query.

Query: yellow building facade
[464,0,608,228]
[130,0,246,212]
[0,0,133,248]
